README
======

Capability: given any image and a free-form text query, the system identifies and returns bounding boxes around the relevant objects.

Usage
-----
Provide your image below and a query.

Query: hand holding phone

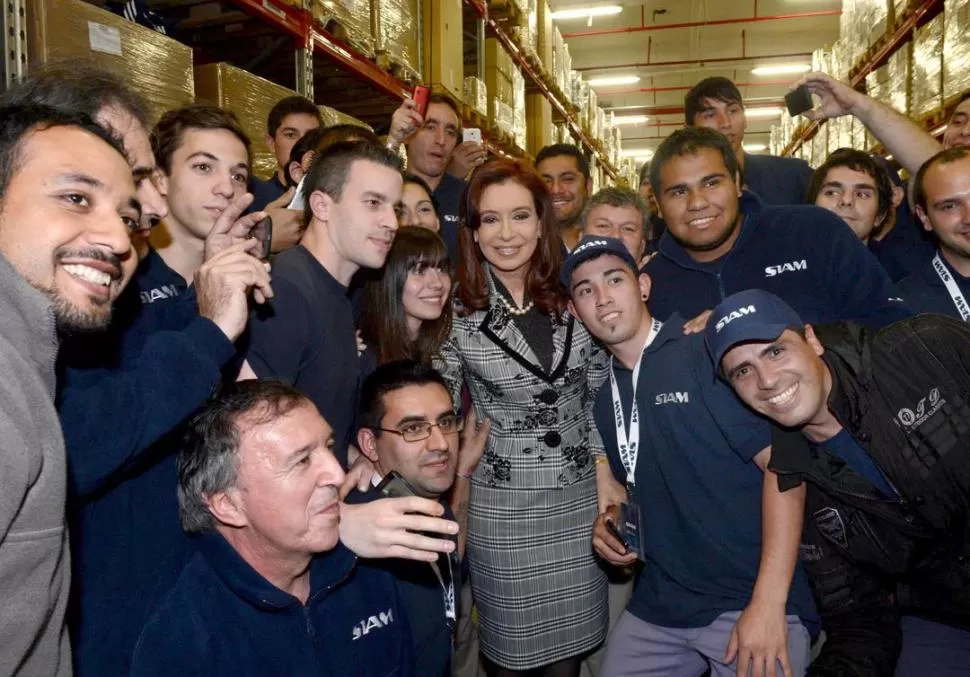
[785,85,815,117]
[413,85,431,118]
[250,216,273,260]
[463,128,482,145]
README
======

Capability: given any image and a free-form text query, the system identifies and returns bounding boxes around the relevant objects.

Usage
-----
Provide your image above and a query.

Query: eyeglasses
[377,414,464,443]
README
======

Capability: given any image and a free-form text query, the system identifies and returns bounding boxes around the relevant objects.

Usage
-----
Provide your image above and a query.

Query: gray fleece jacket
[0,253,71,676]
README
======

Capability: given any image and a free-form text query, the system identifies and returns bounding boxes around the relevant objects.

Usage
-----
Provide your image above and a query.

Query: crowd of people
[1,56,970,677]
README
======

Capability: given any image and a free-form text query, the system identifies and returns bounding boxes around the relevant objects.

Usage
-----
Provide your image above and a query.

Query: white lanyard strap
[609,319,662,487]
[933,253,970,321]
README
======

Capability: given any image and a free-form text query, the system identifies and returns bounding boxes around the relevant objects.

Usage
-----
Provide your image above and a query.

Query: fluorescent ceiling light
[745,107,783,118]
[621,148,654,158]
[613,115,649,125]
[743,143,767,152]
[930,124,947,136]
[751,64,811,76]
[551,5,622,19]
[588,75,641,87]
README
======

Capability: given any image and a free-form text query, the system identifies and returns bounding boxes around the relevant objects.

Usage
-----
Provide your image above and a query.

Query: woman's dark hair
[456,159,566,318]
[359,226,453,365]
[402,172,442,222]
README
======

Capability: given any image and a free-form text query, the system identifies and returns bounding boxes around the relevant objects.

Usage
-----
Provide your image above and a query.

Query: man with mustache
[355,361,490,677]
[0,102,141,676]
[708,289,970,676]
[536,144,593,252]
[131,380,414,676]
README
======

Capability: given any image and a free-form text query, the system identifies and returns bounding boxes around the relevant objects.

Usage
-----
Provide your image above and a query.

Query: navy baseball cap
[560,236,639,290]
[705,289,805,369]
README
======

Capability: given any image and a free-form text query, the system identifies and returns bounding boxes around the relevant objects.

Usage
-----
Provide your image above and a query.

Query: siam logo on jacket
[140,284,180,304]
[352,609,396,641]
[655,392,689,405]
[896,387,945,430]
[764,260,807,277]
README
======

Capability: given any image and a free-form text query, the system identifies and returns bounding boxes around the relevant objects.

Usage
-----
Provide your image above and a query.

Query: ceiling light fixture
[621,148,655,159]
[751,64,811,76]
[612,115,650,125]
[743,143,767,152]
[744,107,784,118]
[588,75,641,87]
[550,5,623,20]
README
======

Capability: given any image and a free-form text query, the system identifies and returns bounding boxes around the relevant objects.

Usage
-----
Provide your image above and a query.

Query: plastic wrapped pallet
[839,0,864,71]
[195,63,297,180]
[865,41,910,116]
[319,105,373,131]
[511,66,527,151]
[311,0,375,57]
[811,127,828,168]
[526,93,552,155]
[372,0,421,81]
[910,15,944,118]
[537,0,554,74]
[27,0,193,125]
[464,77,488,117]
[513,0,539,62]
[865,0,892,50]
[493,100,514,136]
[484,38,515,109]
[944,0,970,102]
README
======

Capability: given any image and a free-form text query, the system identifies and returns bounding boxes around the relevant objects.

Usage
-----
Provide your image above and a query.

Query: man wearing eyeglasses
[356,360,490,677]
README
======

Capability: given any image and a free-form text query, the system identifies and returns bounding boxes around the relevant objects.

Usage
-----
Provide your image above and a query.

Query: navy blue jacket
[433,174,466,262]
[896,250,970,319]
[742,152,813,207]
[131,532,414,677]
[57,250,236,676]
[868,208,936,282]
[643,192,912,328]
[250,173,288,211]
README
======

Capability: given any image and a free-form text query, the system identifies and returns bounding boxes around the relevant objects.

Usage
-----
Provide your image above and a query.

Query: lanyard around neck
[933,253,970,321]
[609,318,662,487]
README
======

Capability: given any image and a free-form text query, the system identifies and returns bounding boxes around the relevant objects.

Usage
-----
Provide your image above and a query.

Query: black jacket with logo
[768,314,970,676]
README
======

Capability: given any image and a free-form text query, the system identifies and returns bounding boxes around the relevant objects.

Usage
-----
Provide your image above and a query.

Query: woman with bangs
[359,225,452,366]
[437,159,609,677]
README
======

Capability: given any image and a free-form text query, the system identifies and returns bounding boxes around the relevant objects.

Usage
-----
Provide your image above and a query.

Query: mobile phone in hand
[463,128,482,145]
[376,470,419,499]
[413,85,431,118]
[785,85,814,117]
[250,216,273,260]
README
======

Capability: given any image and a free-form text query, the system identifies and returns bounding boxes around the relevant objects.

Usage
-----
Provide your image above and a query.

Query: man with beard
[0,103,140,676]
[709,289,970,676]
[898,147,970,320]
[641,127,910,328]
[537,144,593,252]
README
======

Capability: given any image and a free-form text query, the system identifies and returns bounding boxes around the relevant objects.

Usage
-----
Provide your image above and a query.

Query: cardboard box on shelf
[27,0,194,124]
[537,1,554,74]
[526,93,552,156]
[194,63,297,180]
[318,105,373,130]
[865,40,910,116]
[423,0,463,100]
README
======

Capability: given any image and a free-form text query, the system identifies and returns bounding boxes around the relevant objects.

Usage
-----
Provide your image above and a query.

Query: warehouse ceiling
[550,0,842,157]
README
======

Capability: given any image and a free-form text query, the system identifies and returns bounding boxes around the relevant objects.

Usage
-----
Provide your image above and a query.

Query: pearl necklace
[498,295,534,316]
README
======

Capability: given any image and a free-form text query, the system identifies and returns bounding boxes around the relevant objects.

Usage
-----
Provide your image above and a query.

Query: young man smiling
[898,147,970,320]
[563,237,817,677]
[708,289,970,676]
[642,127,909,328]
[536,144,593,252]
[0,103,139,677]
[243,141,403,465]
[685,77,812,206]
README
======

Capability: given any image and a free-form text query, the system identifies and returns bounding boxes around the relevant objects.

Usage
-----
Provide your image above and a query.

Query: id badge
[619,501,645,561]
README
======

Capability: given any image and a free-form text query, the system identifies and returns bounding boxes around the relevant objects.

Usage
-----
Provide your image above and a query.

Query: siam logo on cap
[573,239,610,255]
[714,305,757,333]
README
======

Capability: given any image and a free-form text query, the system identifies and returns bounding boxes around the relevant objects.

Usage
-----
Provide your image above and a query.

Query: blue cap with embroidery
[560,236,639,290]
[705,289,805,369]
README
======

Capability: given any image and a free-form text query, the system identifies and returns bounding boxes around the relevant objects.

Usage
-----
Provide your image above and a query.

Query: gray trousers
[895,615,970,677]
[601,610,811,677]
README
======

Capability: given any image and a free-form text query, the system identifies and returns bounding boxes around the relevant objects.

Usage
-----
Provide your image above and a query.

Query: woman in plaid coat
[436,159,609,676]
